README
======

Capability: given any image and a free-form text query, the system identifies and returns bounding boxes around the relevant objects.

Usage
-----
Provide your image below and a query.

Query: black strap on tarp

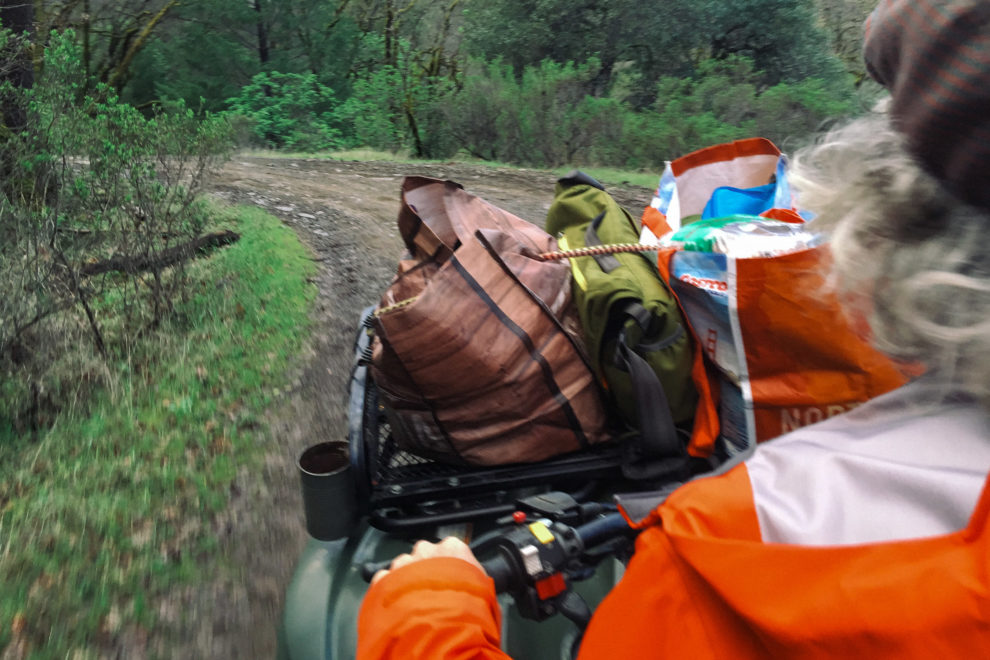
[614,302,689,480]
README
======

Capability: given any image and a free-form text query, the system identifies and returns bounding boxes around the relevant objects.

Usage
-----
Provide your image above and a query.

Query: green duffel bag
[546,171,697,478]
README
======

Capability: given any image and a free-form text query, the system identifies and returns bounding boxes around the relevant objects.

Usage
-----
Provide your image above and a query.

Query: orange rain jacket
[358,386,990,659]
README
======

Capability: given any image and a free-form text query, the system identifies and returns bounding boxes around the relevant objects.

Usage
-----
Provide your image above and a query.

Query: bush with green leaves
[509,59,617,166]
[335,66,410,153]
[442,58,619,167]
[627,56,857,161]
[217,41,857,171]
[435,60,512,161]
[226,71,342,151]
[336,33,457,159]
[0,29,233,433]
[437,54,857,171]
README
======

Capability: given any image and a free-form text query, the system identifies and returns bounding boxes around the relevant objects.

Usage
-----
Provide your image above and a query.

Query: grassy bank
[0,205,315,657]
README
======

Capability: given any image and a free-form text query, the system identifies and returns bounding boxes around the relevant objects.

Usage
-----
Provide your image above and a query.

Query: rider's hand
[371,536,485,585]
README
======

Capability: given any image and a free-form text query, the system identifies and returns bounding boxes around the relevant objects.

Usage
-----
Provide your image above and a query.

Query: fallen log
[80,230,240,277]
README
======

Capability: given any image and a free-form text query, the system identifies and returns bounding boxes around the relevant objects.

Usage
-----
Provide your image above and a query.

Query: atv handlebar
[478,511,633,595]
[361,507,636,624]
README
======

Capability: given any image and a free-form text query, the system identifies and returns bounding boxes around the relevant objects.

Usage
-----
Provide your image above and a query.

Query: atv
[276,307,688,660]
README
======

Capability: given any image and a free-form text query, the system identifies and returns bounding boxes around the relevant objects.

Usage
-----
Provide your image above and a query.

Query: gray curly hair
[790,108,990,407]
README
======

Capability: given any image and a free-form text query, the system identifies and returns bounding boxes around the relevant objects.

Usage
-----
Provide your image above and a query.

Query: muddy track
[165,157,655,658]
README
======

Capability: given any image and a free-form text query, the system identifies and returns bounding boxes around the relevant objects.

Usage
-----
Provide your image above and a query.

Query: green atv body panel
[277,524,622,660]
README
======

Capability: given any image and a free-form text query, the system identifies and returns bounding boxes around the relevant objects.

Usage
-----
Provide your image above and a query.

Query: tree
[701,0,846,87]
[814,0,877,86]
[333,0,468,157]
[122,0,262,110]
[347,0,464,79]
[461,0,652,92]
[461,0,850,106]
[35,0,181,94]
[252,0,270,64]
[124,0,362,112]
[284,0,355,74]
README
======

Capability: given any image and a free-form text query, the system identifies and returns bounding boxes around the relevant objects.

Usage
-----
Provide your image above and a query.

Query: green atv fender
[276,523,623,660]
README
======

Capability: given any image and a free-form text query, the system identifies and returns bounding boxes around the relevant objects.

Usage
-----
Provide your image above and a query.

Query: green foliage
[0,29,234,433]
[442,58,620,167]
[336,34,457,158]
[433,59,514,161]
[0,26,312,659]
[461,0,686,96]
[260,0,361,86]
[0,204,316,657]
[69,0,869,173]
[461,0,565,73]
[124,30,257,113]
[122,0,361,112]
[221,34,457,158]
[700,0,849,86]
[113,0,865,170]
[461,0,851,108]
[436,54,857,171]
[226,71,343,150]
[752,78,858,148]
[639,56,856,156]
[510,59,616,166]
[336,65,409,153]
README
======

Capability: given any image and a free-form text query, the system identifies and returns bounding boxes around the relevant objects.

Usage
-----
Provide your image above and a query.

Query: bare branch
[79,230,241,277]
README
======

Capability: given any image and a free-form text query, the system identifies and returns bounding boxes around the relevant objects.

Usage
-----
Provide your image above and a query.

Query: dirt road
[180,157,655,658]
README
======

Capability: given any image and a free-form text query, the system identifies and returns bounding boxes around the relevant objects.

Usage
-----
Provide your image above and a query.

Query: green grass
[0,205,316,658]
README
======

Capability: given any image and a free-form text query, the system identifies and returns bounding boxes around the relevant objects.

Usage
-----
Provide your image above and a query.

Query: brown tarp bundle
[371,176,610,466]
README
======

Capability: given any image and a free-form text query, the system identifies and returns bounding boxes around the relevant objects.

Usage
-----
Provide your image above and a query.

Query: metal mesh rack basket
[346,308,630,532]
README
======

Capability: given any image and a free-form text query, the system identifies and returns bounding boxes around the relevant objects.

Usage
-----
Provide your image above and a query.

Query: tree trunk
[384,0,395,66]
[404,103,424,158]
[82,0,91,79]
[106,0,178,91]
[254,0,270,64]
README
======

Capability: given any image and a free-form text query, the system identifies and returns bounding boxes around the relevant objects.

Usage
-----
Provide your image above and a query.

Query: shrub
[439,59,514,161]
[616,56,857,167]
[226,71,342,151]
[442,58,617,168]
[511,59,610,166]
[437,55,856,171]
[336,66,408,153]
[0,29,234,432]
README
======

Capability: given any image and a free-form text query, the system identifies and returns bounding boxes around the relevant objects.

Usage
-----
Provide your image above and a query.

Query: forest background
[37,0,881,165]
[0,0,879,656]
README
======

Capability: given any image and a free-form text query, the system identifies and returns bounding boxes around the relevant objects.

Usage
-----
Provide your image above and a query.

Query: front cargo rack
[346,307,630,533]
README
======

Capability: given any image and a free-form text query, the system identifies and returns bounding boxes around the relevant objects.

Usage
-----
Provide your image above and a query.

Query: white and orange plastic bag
[642,139,907,459]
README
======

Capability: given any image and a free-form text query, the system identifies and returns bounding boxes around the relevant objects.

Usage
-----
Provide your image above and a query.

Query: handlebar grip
[481,552,513,594]
[361,554,512,592]
[575,512,633,547]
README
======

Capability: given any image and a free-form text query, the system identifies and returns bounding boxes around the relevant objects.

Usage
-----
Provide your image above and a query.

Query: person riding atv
[358,1,990,657]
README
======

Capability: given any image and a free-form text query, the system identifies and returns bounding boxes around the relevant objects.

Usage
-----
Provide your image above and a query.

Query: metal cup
[297,442,359,541]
